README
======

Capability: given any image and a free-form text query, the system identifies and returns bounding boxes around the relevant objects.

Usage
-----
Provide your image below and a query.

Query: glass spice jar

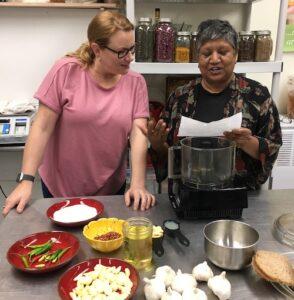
[135,17,154,62]
[238,31,255,62]
[175,31,190,63]
[254,30,273,62]
[190,31,198,62]
[154,18,176,63]
[123,217,153,270]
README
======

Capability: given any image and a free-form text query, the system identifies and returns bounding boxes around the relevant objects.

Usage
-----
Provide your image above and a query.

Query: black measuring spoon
[152,235,164,257]
[163,219,190,247]
[152,225,165,257]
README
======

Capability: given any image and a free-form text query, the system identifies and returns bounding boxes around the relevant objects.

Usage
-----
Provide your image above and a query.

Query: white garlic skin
[171,269,197,294]
[207,271,231,300]
[192,261,214,282]
[155,265,176,287]
[143,277,166,300]
[161,287,182,300]
[182,287,208,300]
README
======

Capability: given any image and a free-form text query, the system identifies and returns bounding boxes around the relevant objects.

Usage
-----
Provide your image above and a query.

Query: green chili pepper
[50,249,63,263]
[27,239,52,249]
[56,247,71,260]
[38,254,47,262]
[45,255,52,262]
[20,255,29,268]
[35,264,45,268]
[29,242,52,257]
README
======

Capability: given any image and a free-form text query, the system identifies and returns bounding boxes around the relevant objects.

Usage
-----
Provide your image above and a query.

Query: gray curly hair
[196,19,238,54]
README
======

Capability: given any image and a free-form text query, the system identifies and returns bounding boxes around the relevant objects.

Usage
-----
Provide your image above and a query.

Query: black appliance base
[168,180,248,220]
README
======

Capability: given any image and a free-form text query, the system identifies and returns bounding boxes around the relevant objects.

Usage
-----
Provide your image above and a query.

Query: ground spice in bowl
[94,231,121,241]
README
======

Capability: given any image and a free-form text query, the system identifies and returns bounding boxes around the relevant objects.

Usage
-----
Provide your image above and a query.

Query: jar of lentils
[190,31,198,63]
[254,30,273,62]
[238,31,255,62]
[154,18,176,63]
[135,17,154,62]
[175,31,190,63]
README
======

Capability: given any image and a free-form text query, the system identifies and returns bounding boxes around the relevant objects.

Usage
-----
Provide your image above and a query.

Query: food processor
[168,137,248,219]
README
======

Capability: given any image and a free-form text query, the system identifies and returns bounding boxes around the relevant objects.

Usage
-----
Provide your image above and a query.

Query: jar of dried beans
[254,30,273,62]
[238,31,255,62]
[154,18,176,63]
[135,17,154,62]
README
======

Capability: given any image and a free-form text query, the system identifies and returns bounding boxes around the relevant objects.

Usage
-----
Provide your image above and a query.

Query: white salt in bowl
[46,198,104,227]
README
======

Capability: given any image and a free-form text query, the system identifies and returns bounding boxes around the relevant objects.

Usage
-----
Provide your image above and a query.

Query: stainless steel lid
[255,30,271,35]
[239,31,254,36]
[177,31,191,36]
[139,17,152,23]
[273,213,294,248]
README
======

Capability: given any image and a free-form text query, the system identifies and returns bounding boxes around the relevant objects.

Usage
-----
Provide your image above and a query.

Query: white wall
[0,8,97,101]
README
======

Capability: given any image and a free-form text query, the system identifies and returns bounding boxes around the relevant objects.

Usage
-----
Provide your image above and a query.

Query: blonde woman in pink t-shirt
[3,11,155,216]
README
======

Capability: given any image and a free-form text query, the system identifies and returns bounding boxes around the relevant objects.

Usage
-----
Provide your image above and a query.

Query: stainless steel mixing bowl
[203,220,259,270]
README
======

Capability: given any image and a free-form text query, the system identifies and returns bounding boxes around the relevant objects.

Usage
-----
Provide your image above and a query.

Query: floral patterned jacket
[150,74,282,190]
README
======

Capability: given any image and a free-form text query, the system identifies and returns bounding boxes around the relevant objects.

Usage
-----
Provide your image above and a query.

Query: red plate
[47,198,104,227]
[7,231,80,274]
[58,258,139,300]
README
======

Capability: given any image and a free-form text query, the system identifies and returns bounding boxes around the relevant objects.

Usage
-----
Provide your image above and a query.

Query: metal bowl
[203,220,259,270]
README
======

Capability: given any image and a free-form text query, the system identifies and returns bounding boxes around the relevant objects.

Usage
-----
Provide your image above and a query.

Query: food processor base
[168,179,248,220]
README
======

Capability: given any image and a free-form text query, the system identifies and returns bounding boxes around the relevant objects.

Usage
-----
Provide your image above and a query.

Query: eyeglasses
[104,45,135,59]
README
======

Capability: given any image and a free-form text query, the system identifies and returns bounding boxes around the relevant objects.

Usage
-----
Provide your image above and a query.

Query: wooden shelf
[0,2,119,9]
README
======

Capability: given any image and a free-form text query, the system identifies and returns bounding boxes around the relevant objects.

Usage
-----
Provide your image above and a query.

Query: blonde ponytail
[66,42,95,68]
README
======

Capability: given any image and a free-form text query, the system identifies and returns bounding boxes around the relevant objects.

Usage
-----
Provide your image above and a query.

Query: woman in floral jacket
[148,19,282,190]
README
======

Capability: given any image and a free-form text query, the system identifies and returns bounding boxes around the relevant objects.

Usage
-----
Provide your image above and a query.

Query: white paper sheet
[178,112,242,137]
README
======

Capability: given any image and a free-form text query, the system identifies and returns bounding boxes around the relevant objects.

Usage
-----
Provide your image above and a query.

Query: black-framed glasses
[104,45,135,59]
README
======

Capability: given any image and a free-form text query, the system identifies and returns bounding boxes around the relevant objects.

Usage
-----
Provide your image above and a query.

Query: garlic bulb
[192,261,214,282]
[155,265,176,287]
[161,287,182,300]
[171,269,197,294]
[143,277,166,300]
[182,287,208,300]
[207,271,231,300]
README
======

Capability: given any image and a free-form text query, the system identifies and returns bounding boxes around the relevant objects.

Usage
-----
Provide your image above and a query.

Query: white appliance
[271,115,294,189]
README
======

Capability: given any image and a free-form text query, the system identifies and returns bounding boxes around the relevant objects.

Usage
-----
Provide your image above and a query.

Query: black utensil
[152,235,164,257]
[163,219,190,246]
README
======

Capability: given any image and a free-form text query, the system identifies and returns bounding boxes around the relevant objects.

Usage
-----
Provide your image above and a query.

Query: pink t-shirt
[34,57,149,197]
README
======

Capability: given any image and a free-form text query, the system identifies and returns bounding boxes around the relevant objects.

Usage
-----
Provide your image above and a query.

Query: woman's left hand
[223,128,252,148]
[124,186,156,211]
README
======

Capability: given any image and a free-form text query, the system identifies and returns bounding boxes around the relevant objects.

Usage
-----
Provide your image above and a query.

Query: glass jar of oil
[123,217,153,269]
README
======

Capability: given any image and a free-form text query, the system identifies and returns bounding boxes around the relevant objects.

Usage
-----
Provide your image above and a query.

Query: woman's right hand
[2,181,33,216]
[147,118,169,152]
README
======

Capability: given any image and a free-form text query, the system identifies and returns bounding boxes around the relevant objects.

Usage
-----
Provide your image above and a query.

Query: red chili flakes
[94,231,121,241]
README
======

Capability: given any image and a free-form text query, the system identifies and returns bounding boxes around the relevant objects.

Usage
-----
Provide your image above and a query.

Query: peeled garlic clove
[182,287,208,300]
[155,265,176,287]
[192,261,214,282]
[161,287,182,300]
[208,271,231,300]
[171,269,197,294]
